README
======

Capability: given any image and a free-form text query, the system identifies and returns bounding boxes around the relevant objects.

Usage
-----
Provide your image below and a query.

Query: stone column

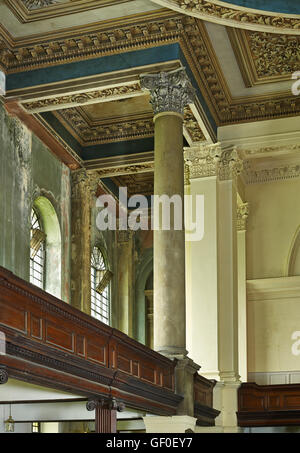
[70,169,99,314]
[184,143,243,432]
[141,70,200,431]
[140,68,195,359]
[117,230,134,337]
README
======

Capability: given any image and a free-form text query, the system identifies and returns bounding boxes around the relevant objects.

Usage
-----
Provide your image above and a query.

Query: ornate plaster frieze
[180,17,300,124]
[21,0,58,10]
[71,168,100,200]
[21,83,143,113]
[95,162,154,178]
[7,0,130,23]
[184,106,206,142]
[184,143,243,181]
[140,68,196,116]
[240,143,300,158]
[55,107,154,145]
[228,27,300,86]
[242,160,300,184]
[1,12,299,126]
[52,97,205,146]
[151,0,300,34]
[237,202,249,231]
[0,13,183,74]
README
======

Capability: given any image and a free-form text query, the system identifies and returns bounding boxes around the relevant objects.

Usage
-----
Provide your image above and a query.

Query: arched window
[91,247,111,325]
[29,197,62,298]
[30,207,46,289]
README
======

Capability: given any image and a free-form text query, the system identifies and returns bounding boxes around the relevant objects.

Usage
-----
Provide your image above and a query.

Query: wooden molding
[238,382,300,427]
[0,265,181,416]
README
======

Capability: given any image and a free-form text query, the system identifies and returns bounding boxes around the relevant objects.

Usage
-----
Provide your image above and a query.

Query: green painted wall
[0,102,71,302]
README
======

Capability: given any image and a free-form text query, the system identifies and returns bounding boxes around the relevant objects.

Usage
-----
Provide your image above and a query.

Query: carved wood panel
[238,383,300,426]
[0,266,179,416]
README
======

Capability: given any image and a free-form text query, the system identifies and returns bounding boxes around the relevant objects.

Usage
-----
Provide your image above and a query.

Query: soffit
[0,0,162,37]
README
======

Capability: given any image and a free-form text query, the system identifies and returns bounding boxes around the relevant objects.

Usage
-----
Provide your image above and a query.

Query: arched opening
[90,246,111,325]
[31,197,62,298]
[134,249,153,346]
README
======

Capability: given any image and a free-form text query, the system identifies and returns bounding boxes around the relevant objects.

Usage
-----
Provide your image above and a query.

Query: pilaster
[116,230,134,337]
[184,143,243,430]
[70,169,99,314]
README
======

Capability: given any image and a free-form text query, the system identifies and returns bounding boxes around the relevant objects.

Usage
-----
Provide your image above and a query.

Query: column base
[143,416,197,433]
[214,381,241,432]
[156,346,189,361]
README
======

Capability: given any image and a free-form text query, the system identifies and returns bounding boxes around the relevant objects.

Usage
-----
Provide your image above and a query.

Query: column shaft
[153,112,186,357]
[70,170,97,315]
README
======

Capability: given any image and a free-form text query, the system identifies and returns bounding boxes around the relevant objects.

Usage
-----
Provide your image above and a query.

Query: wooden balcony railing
[0,266,218,428]
[238,382,300,427]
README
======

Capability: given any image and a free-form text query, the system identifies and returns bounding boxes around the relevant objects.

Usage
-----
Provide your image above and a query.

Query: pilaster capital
[237,202,249,231]
[140,68,196,116]
[71,169,100,200]
[175,357,201,375]
[86,397,125,413]
[184,143,244,181]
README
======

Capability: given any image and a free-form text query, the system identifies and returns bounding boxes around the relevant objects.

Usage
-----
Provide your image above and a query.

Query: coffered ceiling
[0,0,299,193]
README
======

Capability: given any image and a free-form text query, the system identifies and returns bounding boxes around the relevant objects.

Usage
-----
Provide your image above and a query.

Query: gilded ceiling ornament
[237,203,249,231]
[22,0,58,10]
[248,32,300,79]
[1,13,299,126]
[140,68,196,116]
[174,0,300,32]
[56,107,154,145]
[184,107,206,142]
[22,84,142,112]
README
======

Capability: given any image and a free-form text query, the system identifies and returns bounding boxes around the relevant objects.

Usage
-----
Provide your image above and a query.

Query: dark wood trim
[0,266,181,417]
[0,398,87,405]
[194,374,220,425]
[238,382,300,427]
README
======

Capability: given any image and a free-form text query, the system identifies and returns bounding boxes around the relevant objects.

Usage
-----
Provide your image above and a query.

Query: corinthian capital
[71,169,100,200]
[184,143,243,181]
[140,68,196,116]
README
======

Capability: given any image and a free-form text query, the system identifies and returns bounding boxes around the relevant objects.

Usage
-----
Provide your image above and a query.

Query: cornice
[242,159,300,185]
[55,108,155,146]
[0,10,182,74]
[184,142,243,181]
[51,99,205,146]
[1,10,299,130]
[6,0,132,24]
[21,82,144,113]
[227,27,300,87]
[151,0,300,35]
[237,142,300,184]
